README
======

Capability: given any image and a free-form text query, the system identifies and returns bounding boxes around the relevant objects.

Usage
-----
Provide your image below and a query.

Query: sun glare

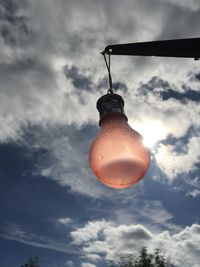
[135,121,167,149]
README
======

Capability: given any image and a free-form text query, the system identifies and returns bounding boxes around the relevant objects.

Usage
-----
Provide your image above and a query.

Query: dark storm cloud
[63,64,127,94]
[113,82,128,92]
[64,65,93,91]
[0,0,32,47]
[0,58,48,75]
[190,72,200,82]
[194,73,200,81]
[0,56,57,99]
[139,76,200,103]
[139,76,171,95]
[97,77,128,93]
[160,87,200,102]
[157,3,200,40]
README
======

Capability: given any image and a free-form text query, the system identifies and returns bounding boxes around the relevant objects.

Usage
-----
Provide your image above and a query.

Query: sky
[1,0,200,266]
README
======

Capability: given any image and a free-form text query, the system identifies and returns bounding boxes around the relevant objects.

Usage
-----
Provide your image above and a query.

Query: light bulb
[89,93,150,189]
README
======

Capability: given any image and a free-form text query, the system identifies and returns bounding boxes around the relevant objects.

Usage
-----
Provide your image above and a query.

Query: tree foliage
[20,256,40,267]
[108,247,175,267]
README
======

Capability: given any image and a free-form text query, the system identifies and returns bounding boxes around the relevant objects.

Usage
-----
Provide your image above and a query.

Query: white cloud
[1,223,79,255]
[3,220,200,266]
[57,217,73,226]
[70,220,200,267]
[155,136,200,179]
[124,80,200,182]
[70,220,112,245]
[186,189,200,198]
[81,263,96,267]
[65,260,75,267]
[112,200,177,233]
[84,254,101,262]
[70,220,154,260]
[36,126,108,199]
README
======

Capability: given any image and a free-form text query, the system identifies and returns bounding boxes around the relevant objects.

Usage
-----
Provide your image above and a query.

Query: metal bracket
[102,37,200,60]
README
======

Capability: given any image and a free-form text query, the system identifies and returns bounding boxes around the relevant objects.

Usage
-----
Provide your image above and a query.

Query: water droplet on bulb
[122,128,127,134]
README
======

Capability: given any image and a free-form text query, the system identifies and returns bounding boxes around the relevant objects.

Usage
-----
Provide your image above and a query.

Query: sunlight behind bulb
[134,121,167,149]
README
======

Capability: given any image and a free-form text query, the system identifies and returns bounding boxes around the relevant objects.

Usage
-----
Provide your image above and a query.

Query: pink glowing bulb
[89,93,150,189]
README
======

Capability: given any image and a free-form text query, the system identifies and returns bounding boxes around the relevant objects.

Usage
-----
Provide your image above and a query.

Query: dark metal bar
[103,38,200,59]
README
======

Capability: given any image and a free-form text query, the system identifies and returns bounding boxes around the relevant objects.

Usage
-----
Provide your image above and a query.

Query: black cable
[101,51,113,94]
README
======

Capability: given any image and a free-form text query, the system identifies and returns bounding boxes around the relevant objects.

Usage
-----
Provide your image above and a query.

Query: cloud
[70,219,200,267]
[160,88,200,102]
[70,220,111,246]
[57,217,73,226]
[4,219,199,267]
[155,136,200,179]
[185,176,200,189]
[27,123,145,200]
[81,263,96,267]
[83,254,101,262]
[126,75,200,181]
[65,260,75,267]
[0,0,32,47]
[33,124,108,199]
[64,65,94,92]
[21,71,200,198]
[0,0,200,143]
[70,220,153,260]
[0,0,102,142]
[159,0,200,11]
[1,2,200,267]
[1,0,200,190]
[0,223,80,255]
[113,200,176,232]
[186,189,200,198]
[140,76,200,103]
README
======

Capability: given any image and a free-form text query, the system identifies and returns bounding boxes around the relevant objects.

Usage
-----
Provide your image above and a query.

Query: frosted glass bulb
[89,93,150,189]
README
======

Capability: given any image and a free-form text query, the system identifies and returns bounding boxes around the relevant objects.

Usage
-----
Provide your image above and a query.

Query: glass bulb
[89,94,150,189]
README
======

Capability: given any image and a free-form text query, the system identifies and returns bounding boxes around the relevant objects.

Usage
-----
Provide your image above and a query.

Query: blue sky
[1,0,200,266]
